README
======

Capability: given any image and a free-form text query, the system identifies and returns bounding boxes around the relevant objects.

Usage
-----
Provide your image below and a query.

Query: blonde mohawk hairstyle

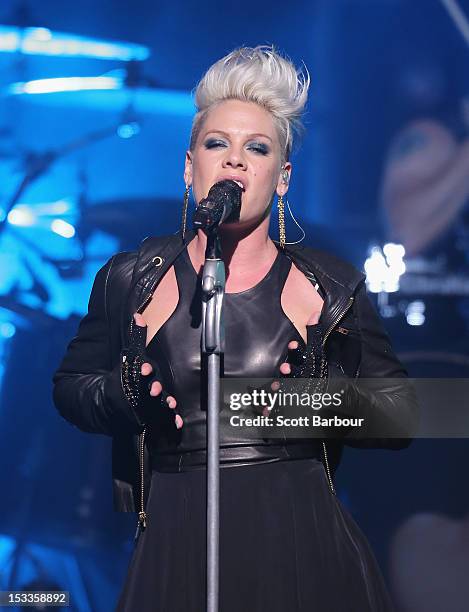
[189,45,310,161]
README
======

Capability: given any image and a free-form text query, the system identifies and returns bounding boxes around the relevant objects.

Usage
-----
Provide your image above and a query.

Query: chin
[221,216,265,237]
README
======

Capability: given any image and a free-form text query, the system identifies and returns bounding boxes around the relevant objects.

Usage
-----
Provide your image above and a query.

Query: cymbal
[6,74,194,116]
[0,25,149,61]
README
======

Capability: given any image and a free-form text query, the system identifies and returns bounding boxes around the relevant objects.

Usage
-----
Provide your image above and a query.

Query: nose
[222,146,247,170]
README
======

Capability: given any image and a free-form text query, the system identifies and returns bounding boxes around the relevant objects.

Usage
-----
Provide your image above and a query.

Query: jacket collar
[283,241,365,293]
[125,230,365,343]
[282,241,365,337]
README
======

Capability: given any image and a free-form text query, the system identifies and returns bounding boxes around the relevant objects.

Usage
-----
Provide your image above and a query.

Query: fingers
[280,362,291,375]
[150,380,163,396]
[166,395,177,409]
[286,340,302,366]
[133,312,146,327]
[129,315,183,429]
[141,362,152,376]
[278,339,301,376]
[146,379,183,429]
[165,395,183,429]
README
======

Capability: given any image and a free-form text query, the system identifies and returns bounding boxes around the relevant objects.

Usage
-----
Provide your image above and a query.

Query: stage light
[0,322,15,338]
[383,242,405,260]
[117,121,140,139]
[7,206,35,227]
[34,199,73,215]
[364,247,388,293]
[0,25,150,61]
[364,243,406,293]
[51,219,75,238]
[405,301,425,326]
[27,27,52,42]
[0,31,17,51]
[8,75,123,95]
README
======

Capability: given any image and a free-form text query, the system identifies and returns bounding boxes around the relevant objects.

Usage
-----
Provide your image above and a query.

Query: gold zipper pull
[323,296,354,347]
[336,326,349,335]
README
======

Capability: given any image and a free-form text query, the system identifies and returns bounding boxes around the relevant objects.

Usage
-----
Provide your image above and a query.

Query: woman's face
[184,99,291,231]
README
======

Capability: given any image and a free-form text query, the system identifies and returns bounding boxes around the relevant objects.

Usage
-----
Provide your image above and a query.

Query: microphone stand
[201,230,225,612]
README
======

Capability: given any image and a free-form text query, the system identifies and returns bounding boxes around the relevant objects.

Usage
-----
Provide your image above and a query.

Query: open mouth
[233,180,245,191]
[217,176,246,191]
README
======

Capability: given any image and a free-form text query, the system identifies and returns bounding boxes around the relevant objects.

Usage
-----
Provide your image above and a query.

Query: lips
[217,176,247,191]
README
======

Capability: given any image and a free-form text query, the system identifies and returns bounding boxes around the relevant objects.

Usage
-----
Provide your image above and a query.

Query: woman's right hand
[132,313,183,429]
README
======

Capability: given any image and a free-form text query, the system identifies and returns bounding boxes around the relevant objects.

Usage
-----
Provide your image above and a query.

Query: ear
[276,161,292,197]
[184,150,193,186]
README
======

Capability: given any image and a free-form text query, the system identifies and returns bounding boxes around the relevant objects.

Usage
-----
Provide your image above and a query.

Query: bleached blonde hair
[189,45,310,162]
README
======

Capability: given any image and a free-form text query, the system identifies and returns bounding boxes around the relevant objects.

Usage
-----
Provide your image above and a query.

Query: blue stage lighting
[0,26,150,61]
[405,301,426,326]
[117,122,140,139]
[8,75,123,95]
[50,219,76,238]
[7,207,35,227]
[0,322,15,338]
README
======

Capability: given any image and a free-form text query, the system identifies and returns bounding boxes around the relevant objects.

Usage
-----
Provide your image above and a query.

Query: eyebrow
[203,130,273,143]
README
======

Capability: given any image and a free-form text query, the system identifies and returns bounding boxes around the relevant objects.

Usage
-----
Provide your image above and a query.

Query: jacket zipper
[322,296,354,348]
[133,260,167,538]
[320,295,355,496]
[136,427,147,535]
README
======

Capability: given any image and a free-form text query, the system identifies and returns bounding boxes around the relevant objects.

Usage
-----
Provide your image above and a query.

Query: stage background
[0,1,468,610]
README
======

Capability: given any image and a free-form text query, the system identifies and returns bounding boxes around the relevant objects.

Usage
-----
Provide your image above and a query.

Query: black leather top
[146,245,316,462]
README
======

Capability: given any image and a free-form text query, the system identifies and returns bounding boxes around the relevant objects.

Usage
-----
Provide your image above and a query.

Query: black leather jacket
[52,230,418,513]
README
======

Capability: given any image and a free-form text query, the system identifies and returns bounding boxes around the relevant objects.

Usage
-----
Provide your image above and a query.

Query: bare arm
[380,119,469,256]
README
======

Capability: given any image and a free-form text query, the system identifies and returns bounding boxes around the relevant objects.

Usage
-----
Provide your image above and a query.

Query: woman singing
[53,46,418,611]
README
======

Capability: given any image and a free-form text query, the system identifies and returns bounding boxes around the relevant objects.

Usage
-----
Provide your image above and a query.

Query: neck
[189,218,279,275]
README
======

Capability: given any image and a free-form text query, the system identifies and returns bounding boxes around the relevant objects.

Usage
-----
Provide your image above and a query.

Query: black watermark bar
[220,378,469,439]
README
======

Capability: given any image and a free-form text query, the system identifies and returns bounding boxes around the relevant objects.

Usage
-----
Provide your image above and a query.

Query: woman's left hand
[278,339,299,377]
[249,323,326,417]
[278,323,325,380]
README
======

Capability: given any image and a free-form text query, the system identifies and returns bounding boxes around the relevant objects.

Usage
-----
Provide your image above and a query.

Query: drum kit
[0,8,194,320]
[0,7,192,587]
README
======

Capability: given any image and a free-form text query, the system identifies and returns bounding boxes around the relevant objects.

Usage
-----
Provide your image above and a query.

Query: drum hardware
[0,0,149,62]
[6,70,195,116]
[0,117,136,241]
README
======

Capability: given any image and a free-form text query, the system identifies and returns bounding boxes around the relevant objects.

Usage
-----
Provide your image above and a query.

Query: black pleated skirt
[116,458,395,611]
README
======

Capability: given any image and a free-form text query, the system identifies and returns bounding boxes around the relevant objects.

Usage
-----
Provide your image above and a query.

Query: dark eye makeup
[248,143,269,155]
[203,138,270,155]
[204,138,227,149]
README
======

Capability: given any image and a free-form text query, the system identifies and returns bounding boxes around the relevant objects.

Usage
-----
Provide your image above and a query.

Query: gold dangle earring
[277,196,286,249]
[277,167,289,249]
[278,194,286,249]
[181,184,189,241]
[276,168,306,248]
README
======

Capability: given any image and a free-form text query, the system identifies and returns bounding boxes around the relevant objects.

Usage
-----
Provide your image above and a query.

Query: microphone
[192,179,243,232]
